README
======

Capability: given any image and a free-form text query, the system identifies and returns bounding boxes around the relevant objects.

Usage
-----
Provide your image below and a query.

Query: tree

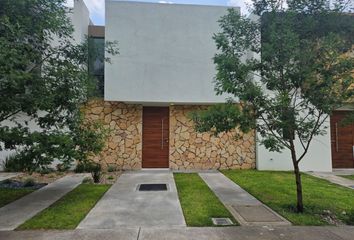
[191,0,354,212]
[0,0,118,171]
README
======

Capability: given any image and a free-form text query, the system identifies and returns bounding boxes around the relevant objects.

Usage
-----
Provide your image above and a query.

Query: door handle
[161,118,164,149]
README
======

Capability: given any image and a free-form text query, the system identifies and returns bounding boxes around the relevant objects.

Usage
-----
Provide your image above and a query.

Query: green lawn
[0,188,34,208]
[339,175,354,181]
[222,170,354,225]
[18,184,110,230]
[174,173,237,226]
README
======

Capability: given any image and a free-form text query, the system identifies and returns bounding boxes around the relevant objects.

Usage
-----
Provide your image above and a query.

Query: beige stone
[91,107,103,114]
[169,105,256,171]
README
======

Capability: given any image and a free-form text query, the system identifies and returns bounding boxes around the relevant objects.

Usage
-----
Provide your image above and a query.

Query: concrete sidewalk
[0,174,87,230]
[199,172,290,226]
[78,170,186,229]
[308,171,354,189]
[0,226,353,240]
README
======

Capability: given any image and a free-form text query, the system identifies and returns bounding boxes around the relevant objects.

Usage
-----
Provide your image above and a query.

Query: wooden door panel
[330,111,354,168]
[142,107,169,168]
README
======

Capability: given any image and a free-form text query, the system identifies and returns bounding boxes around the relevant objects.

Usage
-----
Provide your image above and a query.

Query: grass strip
[222,170,354,225]
[339,175,354,181]
[174,173,237,226]
[18,183,110,229]
[0,188,34,208]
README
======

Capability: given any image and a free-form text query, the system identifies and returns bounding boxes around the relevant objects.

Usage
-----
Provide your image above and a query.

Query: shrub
[56,163,71,172]
[107,175,114,180]
[23,178,35,187]
[1,153,25,172]
[88,162,102,183]
[107,164,117,172]
[37,167,54,175]
[74,161,91,173]
[82,176,93,184]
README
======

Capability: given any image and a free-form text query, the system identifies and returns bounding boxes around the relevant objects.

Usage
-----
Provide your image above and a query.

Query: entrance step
[199,172,291,226]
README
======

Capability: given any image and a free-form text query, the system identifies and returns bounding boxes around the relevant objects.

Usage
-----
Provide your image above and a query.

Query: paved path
[78,170,186,229]
[0,226,353,240]
[0,172,21,182]
[199,172,290,226]
[0,174,87,230]
[309,171,354,189]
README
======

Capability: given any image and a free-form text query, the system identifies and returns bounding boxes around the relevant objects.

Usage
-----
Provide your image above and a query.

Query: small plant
[107,175,114,180]
[74,161,90,173]
[37,167,54,175]
[23,178,35,187]
[1,153,25,172]
[107,164,117,172]
[56,163,71,172]
[82,176,93,184]
[89,163,102,183]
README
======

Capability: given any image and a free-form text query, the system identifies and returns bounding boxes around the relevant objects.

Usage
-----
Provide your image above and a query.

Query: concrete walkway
[199,172,290,226]
[1,226,354,240]
[78,170,186,229]
[0,172,21,182]
[309,170,354,189]
[0,174,87,230]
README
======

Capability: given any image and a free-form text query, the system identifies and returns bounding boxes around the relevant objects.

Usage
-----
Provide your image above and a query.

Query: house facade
[84,1,256,170]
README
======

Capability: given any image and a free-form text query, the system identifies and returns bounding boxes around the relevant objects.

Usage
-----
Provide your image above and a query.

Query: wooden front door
[142,107,169,168]
[330,111,354,168]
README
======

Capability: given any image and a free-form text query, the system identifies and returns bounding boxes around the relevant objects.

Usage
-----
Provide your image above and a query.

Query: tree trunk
[290,141,304,213]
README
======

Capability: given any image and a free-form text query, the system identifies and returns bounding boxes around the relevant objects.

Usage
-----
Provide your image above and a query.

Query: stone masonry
[169,105,256,170]
[83,99,142,170]
[84,100,256,170]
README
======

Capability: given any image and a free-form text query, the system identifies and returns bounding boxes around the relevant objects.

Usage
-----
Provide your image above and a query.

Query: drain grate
[138,183,168,191]
[212,218,233,226]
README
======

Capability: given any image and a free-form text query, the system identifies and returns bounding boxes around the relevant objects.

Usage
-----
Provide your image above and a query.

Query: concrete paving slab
[232,205,284,222]
[0,174,87,230]
[138,226,354,240]
[0,226,353,240]
[0,228,139,240]
[199,172,290,226]
[199,172,260,205]
[308,172,354,189]
[0,172,21,182]
[77,171,186,229]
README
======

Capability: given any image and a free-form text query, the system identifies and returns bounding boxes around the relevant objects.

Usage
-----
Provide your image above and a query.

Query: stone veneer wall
[83,99,142,169]
[84,101,256,170]
[169,105,256,170]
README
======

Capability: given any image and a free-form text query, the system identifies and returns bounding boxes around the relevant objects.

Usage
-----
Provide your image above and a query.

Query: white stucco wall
[105,1,238,104]
[70,0,91,43]
[256,116,333,172]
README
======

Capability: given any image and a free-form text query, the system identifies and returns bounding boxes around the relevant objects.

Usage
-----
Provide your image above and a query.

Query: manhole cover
[138,184,168,191]
[212,218,233,226]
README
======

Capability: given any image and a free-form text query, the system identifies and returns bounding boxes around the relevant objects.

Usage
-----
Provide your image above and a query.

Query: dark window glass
[88,37,105,96]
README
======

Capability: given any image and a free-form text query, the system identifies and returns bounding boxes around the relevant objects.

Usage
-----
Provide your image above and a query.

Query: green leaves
[0,0,117,171]
[191,0,354,157]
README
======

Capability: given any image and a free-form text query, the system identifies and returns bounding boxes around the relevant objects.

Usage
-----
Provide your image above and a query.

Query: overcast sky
[65,0,253,25]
